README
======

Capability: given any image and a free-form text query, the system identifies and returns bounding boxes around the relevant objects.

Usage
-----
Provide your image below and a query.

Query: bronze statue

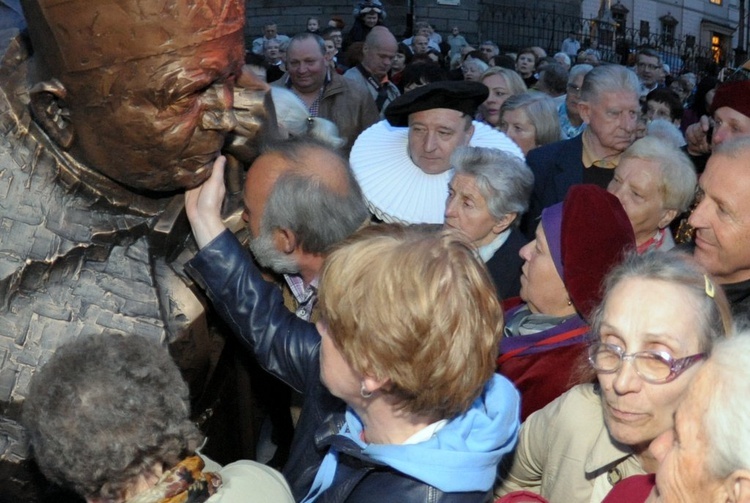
[0,0,274,499]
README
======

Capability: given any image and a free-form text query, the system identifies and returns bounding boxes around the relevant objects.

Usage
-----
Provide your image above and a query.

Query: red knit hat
[710,80,750,119]
[560,185,635,320]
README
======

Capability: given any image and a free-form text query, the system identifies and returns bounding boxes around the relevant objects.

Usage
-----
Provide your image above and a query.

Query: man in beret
[350,81,523,224]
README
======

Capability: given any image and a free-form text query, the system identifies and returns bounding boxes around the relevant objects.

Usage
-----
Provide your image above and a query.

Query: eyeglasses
[566,83,582,94]
[588,342,706,384]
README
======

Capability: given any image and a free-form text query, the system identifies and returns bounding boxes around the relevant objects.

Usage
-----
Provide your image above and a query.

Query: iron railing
[478,4,735,76]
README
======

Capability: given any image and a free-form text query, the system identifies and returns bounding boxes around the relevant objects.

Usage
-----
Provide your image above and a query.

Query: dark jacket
[185,230,504,503]
[485,228,527,302]
[522,134,584,236]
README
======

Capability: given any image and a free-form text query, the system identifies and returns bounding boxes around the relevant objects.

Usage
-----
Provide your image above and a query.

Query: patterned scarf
[126,456,221,503]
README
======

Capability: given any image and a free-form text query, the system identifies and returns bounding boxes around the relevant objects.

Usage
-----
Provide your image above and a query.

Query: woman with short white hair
[444,146,534,300]
[607,136,696,253]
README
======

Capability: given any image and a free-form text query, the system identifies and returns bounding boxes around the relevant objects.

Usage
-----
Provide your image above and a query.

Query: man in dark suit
[523,64,640,235]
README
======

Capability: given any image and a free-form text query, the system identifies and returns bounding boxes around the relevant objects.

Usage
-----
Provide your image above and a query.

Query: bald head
[362,26,398,79]
[243,138,369,260]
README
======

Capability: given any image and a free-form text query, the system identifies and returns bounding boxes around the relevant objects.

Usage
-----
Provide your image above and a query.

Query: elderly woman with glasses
[496,251,733,503]
[443,146,534,301]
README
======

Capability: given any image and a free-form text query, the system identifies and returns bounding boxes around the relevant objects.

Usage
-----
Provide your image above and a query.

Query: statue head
[21,0,245,192]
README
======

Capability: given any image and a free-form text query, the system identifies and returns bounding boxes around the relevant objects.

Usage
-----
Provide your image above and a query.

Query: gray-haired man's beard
[248,230,300,275]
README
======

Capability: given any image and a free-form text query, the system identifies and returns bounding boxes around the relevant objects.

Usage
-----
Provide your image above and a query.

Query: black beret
[384,81,489,127]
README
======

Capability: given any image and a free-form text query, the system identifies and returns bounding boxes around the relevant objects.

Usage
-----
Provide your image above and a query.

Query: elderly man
[688,137,750,326]
[636,48,663,97]
[275,32,378,153]
[230,136,368,472]
[524,64,640,233]
[344,26,400,114]
[252,22,290,55]
[240,138,368,318]
[0,0,272,499]
[184,153,417,501]
[350,81,522,224]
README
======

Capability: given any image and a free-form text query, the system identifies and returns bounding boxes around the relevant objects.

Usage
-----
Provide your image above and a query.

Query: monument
[0,0,273,499]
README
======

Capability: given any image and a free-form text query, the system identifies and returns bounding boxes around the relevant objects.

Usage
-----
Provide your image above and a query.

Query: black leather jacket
[186,230,493,502]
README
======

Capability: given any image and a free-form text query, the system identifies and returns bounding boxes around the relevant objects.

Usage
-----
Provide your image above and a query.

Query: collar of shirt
[285,273,318,304]
[284,273,319,321]
[582,129,621,169]
[477,228,511,262]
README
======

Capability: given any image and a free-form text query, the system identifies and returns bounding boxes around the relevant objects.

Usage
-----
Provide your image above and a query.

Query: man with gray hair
[524,64,640,234]
[553,52,571,71]
[607,333,750,502]
[480,40,500,61]
[688,137,750,326]
[344,26,400,114]
[235,137,369,319]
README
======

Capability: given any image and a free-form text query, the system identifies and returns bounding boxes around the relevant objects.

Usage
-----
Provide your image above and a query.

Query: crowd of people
[13,0,750,502]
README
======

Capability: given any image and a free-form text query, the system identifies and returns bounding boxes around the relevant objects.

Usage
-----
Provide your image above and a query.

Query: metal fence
[478,4,735,76]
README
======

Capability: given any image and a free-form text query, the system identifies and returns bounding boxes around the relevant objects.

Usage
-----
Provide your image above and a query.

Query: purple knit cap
[540,201,564,280]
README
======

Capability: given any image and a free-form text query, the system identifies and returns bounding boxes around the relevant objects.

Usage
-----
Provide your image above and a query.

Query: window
[711,34,722,62]
[661,24,674,45]
[640,20,650,37]
[612,12,627,36]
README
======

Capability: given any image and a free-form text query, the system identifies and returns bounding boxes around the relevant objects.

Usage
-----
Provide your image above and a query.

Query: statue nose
[201,83,237,132]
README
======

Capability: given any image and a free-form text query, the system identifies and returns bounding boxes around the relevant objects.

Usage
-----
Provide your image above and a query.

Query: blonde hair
[318,224,503,419]
[481,66,527,95]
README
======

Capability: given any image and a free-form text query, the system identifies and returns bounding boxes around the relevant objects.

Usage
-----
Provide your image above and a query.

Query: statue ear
[29,79,74,149]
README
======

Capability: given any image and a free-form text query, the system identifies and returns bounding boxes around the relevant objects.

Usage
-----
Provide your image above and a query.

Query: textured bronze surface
[0,0,275,499]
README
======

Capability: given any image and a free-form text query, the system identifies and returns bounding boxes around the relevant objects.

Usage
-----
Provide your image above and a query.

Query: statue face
[62,31,244,191]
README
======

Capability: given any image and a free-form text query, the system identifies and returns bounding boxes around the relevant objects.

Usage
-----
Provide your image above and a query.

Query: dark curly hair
[22,333,202,500]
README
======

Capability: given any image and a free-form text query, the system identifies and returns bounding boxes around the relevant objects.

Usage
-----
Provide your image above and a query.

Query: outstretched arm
[185,155,229,249]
